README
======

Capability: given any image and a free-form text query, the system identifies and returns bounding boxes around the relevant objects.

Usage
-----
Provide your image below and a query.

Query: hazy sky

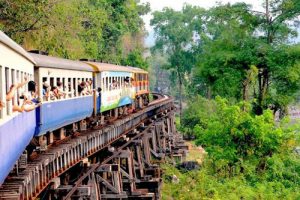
[141,0,266,46]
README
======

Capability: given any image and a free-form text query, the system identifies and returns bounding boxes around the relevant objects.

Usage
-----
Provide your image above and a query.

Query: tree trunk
[179,76,183,125]
[207,85,212,100]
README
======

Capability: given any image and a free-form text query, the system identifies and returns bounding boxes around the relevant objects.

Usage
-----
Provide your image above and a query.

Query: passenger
[57,81,66,98]
[42,82,51,101]
[124,77,130,87]
[6,76,28,101]
[110,80,117,90]
[27,80,38,102]
[13,95,41,113]
[97,87,102,111]
[78,81,86,95]
[51,86,59,100]
[86,79,93,94]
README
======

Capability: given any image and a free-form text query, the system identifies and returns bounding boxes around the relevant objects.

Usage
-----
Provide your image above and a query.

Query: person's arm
[6,85,17,101]
[16,76,28,89]
[12,105,24,113]
[24,103,41,112]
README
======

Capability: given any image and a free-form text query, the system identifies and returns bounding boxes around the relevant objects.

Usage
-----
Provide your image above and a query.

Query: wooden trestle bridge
[0,95,188,200]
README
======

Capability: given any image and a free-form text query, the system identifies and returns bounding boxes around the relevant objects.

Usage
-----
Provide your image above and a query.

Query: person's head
[57,81,62,87]
[52,86,58,92]
[28,81,37,92]
[97,87,102,93]
[43,82,50,90]
[80,81,86,87]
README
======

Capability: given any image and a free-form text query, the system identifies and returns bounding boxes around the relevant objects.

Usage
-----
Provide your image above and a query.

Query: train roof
[30,53,94,72]
[85,62,148,74]
[125,66,148,74]
[0,31,35,64]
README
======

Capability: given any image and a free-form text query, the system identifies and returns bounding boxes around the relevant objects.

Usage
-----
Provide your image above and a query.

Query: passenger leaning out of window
[86,79,93,94]
[57,81,66,99]
[78,81,88,96]
[13,80,41,113]
[42,81,51,101]
[6,76,29,101]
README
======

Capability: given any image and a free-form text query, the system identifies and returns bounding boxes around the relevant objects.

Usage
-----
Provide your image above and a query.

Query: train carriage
[30,53,95,136]
[85,62,134,113]
[0,31,36,185]
[126,66,150,108]
[0,32,150,186]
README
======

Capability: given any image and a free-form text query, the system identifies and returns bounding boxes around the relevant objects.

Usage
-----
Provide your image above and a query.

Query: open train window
[73,78,76,96]
[5,67,9,94]
[0,66,3,119]
[50,77,54,88]
[109,77,112,91]
[102,77,105,92]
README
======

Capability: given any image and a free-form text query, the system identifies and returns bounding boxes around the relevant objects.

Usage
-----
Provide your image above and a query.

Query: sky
[141,0,265,46]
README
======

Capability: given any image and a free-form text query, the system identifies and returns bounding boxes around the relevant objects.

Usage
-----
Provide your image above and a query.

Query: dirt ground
[185,141,206,164]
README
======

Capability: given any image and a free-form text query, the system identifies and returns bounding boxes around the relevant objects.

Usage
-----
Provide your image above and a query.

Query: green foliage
[181,96,217,136]
[164,97,300,199]
[151,5,204,122]
[151,1,300,116]
[161,163,300,200]
[0,0,150,66]
[194,97,296,171]
[121,49,148,69]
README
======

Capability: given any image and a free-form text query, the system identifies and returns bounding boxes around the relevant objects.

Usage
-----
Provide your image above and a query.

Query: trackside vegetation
[162,97,300,199]
[150,1,300,198]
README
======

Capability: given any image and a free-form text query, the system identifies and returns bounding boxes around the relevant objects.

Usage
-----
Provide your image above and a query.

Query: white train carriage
[0,31,36,185]
[85,62,135,113]
[29,53,95,136]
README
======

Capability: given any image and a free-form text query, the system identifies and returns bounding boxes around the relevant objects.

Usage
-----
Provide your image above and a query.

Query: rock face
[172,175,179,184]
[176,161,200,172]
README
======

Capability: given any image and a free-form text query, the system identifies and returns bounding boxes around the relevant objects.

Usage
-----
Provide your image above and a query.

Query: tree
[121,49,149,69]
[194,97,293,175]
[151,5,204,122]
[0,0,150,64]
[192,1,300,116]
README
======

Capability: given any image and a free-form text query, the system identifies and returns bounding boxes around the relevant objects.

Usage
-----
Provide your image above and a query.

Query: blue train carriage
[29,52,95,136]
[85,62,134,113]
[0,31,36,185]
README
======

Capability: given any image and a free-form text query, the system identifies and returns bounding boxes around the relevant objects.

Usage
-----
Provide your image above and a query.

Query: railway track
[0,94,188,200]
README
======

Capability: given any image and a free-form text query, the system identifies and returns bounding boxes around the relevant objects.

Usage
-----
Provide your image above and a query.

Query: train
[0,31,150,185]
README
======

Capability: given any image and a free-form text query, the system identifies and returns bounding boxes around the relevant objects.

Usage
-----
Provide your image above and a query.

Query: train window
[102,77,105,92]
[105,77,108,91]
[42,77,47,83]
[0,66,3,119]
[50,78,54,88]
[117,77,120,89]
[109,77,112,91]
[73,78,77,97]
[67,78,71,98]
[11,69,16,106]
[5,67,12,115]
[5,67,9,94]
